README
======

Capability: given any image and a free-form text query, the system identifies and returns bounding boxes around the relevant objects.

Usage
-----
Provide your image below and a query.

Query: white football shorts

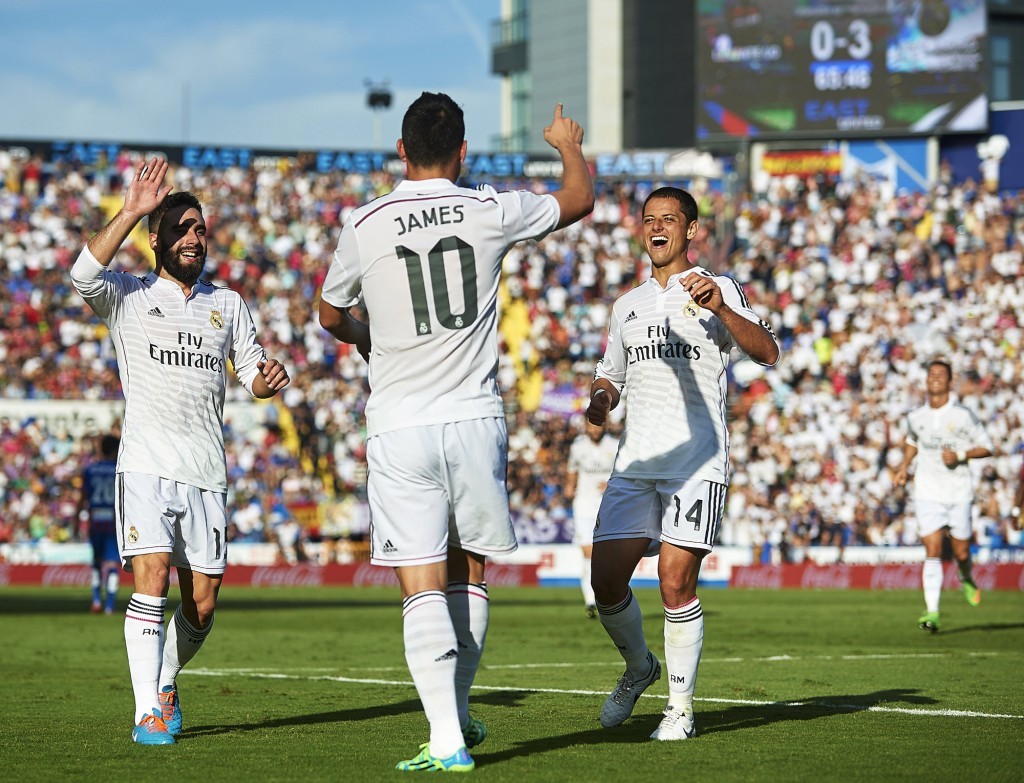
[116,472,228,575]
[365,418,517,567]
[595,475,727,552]
[914,499,973,540]
[572,500,601,547]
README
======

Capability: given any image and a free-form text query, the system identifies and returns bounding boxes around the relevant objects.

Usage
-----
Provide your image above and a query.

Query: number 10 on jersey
[397,236,479,335]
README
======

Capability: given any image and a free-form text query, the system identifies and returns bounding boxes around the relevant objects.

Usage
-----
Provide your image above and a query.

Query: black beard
[160,245,206,286]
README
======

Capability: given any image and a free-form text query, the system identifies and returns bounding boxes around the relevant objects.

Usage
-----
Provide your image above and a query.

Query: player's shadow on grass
[695,688,938,735]
[933,621,1024,635]
[470,688,937,763]
[179,690,529,739]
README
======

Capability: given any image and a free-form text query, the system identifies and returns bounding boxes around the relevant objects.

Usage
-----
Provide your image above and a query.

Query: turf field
[1,585,1021,782]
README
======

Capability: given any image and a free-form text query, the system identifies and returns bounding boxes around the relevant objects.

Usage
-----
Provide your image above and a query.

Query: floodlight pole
[365,80,393,150]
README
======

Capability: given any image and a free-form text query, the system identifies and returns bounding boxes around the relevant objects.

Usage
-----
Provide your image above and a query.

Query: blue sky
[0,0,502,151]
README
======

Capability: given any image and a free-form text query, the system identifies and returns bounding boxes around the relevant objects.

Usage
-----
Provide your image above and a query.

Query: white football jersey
[568,432,619,518]
[905,398,993,503]
[71,248,267,492]
[321,178,559,436]
[596,267,778,483]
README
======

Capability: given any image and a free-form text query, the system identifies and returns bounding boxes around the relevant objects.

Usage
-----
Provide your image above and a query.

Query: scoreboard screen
[696,0,988,142]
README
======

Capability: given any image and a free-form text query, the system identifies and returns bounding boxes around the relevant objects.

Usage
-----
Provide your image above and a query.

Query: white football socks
[446,581,489,729]
[403,591,464,757]
[664,597,704,715]
[923,557,943,613]
[124,593,167,723]
[160,604,213,691]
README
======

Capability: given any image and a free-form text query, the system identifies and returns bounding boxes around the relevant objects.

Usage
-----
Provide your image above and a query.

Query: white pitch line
[183,667,1024,721]
[322,651,999,674]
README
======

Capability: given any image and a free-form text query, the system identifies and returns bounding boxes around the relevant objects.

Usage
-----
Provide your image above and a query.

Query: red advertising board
[0,563,539,588]
[730,562,1024,590]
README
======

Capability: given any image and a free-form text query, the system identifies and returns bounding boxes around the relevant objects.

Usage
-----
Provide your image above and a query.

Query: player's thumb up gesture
[544,103,584,151]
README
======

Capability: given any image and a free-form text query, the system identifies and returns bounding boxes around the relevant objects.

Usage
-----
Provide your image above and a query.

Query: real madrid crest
[683,301,700,318]
[128,526,139,544]
[210,310,224,329]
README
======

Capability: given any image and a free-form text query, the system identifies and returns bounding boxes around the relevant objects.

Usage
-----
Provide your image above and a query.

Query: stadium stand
[0,145,1022,562]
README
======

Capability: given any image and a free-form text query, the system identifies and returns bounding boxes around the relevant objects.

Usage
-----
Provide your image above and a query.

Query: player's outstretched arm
[544,103,594,229]
[87,157,172,266]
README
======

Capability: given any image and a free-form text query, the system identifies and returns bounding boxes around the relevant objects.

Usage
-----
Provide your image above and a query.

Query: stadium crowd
[1,145,1022,561]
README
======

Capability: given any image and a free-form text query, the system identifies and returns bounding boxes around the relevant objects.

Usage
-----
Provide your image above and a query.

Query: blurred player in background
[1011,457,1024,530]
[565,417,618,619]
[586,186,779,741]
[894,356,993,633]
[70,158,290,746]
[81,433,120,614]
[319,92,593,772]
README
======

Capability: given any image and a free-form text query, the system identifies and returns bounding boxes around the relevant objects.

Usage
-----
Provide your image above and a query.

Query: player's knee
[590,570,627,606]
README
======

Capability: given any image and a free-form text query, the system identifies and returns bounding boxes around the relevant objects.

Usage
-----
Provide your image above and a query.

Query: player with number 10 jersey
[321,181,558,438]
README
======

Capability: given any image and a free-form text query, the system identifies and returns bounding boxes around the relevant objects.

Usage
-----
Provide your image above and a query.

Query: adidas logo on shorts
[382,539,398,554]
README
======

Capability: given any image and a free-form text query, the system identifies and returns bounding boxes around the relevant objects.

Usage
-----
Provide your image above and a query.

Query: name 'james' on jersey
[71,248,268,492]
[321,178,560,437]
[596,267,778,484]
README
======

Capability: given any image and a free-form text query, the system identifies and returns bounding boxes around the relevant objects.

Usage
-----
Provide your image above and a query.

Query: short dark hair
[928,357,953,379]
[148,191,202,236]
[643,186,698,225]
[401,92,465,168]
[100,434,120,458]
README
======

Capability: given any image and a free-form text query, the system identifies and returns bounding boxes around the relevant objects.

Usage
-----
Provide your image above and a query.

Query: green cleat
[962,581,981,607]
[462,716,487,749]
[918,611,940,633]
[396,743,474,773]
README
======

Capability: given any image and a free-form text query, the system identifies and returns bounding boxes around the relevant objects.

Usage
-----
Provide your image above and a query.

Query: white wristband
[1013,506,1021,517]
[956,450,967,464]
[593,388,609,399]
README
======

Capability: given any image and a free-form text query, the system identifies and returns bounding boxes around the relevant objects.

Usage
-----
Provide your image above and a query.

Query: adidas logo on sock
[148,307,165,318]
[382,539,397,554]
[435,648,459,662]
[624,310,637,323]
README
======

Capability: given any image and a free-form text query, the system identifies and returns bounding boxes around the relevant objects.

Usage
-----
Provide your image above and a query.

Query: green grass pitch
[1,585,1021,782]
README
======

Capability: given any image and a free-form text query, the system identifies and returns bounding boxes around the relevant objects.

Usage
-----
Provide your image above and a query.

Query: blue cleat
[159,685,182,736]
[132,709,175,745]
[396,743,474,772]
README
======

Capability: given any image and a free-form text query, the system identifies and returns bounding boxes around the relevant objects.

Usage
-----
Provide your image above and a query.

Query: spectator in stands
[0,138,1022,580]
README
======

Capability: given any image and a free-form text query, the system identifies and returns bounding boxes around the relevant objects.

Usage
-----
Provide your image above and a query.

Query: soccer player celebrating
[894,356,993,632]
[70,158,290,745]
[566,417,619,618]
[586,187,779,741]
[80,433,121,615]
[318,92,593,772]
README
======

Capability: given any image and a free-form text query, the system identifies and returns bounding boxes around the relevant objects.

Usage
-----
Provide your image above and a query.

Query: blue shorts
[90,530,119,565]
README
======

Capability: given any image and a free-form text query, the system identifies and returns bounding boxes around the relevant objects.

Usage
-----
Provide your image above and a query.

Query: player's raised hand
[123,157,172,218]
[543,103,584,151]
[682,275,723,313]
